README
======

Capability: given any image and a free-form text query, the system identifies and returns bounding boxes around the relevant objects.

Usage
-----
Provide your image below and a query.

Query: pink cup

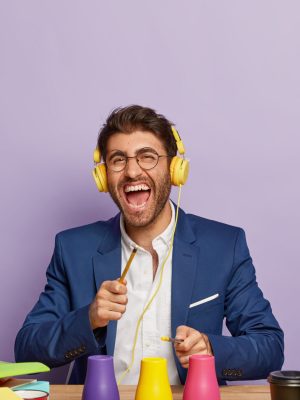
[183,355,220,400]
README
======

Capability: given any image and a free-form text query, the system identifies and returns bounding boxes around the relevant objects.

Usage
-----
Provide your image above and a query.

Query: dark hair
[97,105,177,160]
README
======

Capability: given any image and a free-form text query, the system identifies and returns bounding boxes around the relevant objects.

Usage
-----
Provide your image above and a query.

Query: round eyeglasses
[106,148,171,172]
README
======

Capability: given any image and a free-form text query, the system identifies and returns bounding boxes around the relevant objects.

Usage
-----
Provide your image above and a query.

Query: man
[15,105,284,385]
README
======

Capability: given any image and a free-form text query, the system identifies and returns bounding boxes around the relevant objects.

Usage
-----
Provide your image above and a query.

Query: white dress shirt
[113,201,181,384]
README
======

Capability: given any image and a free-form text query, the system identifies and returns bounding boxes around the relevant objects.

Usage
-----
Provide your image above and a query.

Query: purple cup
[82,355,120,400]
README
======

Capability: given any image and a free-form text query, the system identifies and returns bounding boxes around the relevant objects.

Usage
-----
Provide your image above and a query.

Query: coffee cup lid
[268,371,300,385]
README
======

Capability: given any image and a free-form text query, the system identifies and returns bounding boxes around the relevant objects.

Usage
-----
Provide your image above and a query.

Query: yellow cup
[135,357,173,400]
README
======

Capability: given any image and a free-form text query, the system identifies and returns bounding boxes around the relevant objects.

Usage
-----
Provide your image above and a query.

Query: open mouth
[124,183,151,209]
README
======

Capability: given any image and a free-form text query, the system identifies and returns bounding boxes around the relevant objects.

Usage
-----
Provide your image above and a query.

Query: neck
[125,201,172,250]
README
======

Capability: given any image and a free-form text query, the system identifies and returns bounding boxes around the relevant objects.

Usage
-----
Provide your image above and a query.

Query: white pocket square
[189,293,220,309]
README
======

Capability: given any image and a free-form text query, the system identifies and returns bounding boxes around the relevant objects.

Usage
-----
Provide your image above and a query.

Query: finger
[108,310,124,320]
[175,325,189,340]
[100,309,123,321]
[176,345,208,358]
[106,280,127,294]
[178,354,190,366]
[175,330,200,352]
[101,291,128,305]
[182,332,203,352]
[176,346,211,370]
[96,299,126,314]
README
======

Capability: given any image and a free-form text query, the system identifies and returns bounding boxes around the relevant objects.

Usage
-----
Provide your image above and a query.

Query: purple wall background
[1,1,299,383]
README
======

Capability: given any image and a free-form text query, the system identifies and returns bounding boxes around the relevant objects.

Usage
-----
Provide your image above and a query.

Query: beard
[108,172,172,229]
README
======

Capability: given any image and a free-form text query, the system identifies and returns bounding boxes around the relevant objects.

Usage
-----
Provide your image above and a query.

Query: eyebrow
[107,150,125,161]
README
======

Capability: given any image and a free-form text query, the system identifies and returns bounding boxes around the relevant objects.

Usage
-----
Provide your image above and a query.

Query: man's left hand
[174,325,213,368]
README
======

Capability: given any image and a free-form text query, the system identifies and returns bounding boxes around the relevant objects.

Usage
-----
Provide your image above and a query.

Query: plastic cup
[82,355,120,400]
[183,354,220,400]
[135,357,173,400]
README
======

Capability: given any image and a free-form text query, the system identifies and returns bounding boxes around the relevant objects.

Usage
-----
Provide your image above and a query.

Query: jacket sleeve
[207,229,284,381]
[14,235,107,368]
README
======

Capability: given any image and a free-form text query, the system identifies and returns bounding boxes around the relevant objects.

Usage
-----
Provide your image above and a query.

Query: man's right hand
[89,279,128,330]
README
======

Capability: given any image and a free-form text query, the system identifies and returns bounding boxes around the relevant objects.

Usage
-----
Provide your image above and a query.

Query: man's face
[106,130,172,229]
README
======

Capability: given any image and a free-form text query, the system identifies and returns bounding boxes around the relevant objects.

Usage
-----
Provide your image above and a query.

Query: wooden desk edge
[50,384,270,394]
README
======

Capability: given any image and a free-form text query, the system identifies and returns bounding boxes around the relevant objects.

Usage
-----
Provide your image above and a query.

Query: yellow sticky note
[0,387,21,400]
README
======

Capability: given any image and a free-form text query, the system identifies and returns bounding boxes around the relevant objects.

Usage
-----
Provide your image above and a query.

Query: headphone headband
[93,148,101,164]
[171,126,185,155]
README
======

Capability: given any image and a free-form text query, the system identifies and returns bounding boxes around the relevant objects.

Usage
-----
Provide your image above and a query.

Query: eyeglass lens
[107,148,160,172]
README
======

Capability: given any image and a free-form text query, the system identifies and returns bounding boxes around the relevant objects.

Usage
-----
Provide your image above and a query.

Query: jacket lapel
[171,208,199,383]
[92,214,122,356]
[171,208,198,336]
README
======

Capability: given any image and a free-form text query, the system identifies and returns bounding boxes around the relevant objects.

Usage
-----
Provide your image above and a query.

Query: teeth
[124,184,150,193]
[129,202,147,209]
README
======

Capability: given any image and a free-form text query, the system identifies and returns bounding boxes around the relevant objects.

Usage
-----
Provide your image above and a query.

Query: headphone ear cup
[170,156,189,186]
[92,164,108,192]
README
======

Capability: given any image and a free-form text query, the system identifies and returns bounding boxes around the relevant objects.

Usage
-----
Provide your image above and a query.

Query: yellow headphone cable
[117,184,183,385]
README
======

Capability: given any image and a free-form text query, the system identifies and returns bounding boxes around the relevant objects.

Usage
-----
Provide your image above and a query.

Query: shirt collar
[120,201,176,251]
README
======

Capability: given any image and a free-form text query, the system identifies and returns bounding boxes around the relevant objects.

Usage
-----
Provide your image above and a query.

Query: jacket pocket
[188,293,224,315]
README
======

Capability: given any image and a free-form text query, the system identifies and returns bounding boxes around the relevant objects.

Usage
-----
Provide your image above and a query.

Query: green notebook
[0,362,49,379]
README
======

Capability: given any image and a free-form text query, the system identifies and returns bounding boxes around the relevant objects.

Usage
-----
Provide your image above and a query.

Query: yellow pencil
[161,336,184,344]
[119,248,137,284]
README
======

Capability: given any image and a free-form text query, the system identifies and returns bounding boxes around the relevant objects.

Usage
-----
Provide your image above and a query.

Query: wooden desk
[50,384,271,399]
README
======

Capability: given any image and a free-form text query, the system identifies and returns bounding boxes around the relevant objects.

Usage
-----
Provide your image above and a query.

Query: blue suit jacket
[15,208,284,384]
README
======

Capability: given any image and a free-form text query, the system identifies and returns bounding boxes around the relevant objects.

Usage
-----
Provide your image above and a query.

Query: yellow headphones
[92,126,189,192]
